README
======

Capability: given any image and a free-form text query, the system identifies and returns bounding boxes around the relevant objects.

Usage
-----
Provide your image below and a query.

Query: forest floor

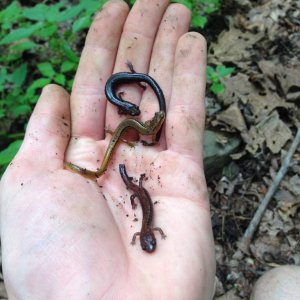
[0,0,300,299]
[205,0,300,298]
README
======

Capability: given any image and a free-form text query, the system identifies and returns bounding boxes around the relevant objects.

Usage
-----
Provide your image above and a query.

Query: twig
[238,127,300,254]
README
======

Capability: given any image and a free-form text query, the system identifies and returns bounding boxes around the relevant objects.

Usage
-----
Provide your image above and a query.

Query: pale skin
[0,0,215,299]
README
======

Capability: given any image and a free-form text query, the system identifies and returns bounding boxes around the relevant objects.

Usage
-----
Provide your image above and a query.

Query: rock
[251,266,300,300]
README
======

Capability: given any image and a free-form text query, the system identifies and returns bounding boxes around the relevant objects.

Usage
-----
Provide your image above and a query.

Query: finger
[166,33,207,165]
[139,4,191,147]
[105,0,169,129]
[16,84,71,172]
[71,0,129,140]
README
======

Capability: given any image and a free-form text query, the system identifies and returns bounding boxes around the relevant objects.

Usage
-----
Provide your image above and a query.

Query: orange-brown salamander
[65,111,165,179]
[119,164,166,253]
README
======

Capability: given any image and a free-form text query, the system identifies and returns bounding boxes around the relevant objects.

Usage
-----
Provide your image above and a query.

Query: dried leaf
[247,93,293,123]
[247,111,292,154]
[217,103,247,132]
[209,28,263,63]
[275,189,300,222]
[258,60,300,98]
[281,175,300,196]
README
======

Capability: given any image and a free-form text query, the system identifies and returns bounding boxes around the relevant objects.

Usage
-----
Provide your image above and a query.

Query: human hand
[0,1,215,299]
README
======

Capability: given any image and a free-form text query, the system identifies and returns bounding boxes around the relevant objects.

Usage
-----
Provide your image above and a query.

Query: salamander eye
[129,106,140,116]
[141,232,156,253]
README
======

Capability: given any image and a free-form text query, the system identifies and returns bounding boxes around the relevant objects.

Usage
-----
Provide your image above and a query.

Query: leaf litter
[206,0,300,298]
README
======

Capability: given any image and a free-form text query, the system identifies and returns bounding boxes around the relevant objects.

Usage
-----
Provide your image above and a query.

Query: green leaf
[204,6,219,14]
[22,4,48,21]
[10,41,37,52]
[202,0,221,14]
[67,79,74,91]
[0,23,42,45]
[56,5,83,22]
[28,78,52,90]
[24,2,65,23]
[216,65,235,77]
[37,62,55,78]
[54,74,66,85]
[0,140,23,166]
[171,0,192,10]
[61,42,79,62]
[192,15,207,28]
[35,23,57,38]
[199,0,219,4]
[0,53,21,62]
[0,1,19,21]
[206,66,216,80]
[0,68,7,85]
[9,63,28,87]
[79,0,105,14]
[11,104,32,117]
[0,109,5,118]
[26,78,51,97]
[45,2,65,23]
[72,15,91,32]
[60,61,76,73]
[0,1,22,29]
[211,82,225,94]
[29,95,39,104]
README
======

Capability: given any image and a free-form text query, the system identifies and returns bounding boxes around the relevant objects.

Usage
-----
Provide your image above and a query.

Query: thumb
[14,84,71,174]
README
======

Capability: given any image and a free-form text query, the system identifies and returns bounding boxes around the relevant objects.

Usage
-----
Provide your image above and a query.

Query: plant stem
[238,127,300,254]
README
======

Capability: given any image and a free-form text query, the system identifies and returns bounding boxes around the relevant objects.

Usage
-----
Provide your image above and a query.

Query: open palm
[0,1,215,299]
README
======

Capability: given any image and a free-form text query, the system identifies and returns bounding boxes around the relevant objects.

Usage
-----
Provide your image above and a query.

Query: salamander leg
[153,227,167,239]
[126,61,136,73]
[128,176,133,182]
[138,82,147,89]
[118,91,125,98]
[126,61,146,89]
[116,91,130,115]
[141,140,157,146]
[105,128,135,147]
[131,232,141,245]
[130,194,138,209]
[139,173,146,187]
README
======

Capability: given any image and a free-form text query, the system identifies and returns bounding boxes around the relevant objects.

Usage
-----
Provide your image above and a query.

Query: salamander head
[140,230,156,253]
[126,105,140,116]
[118,105,140,116]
